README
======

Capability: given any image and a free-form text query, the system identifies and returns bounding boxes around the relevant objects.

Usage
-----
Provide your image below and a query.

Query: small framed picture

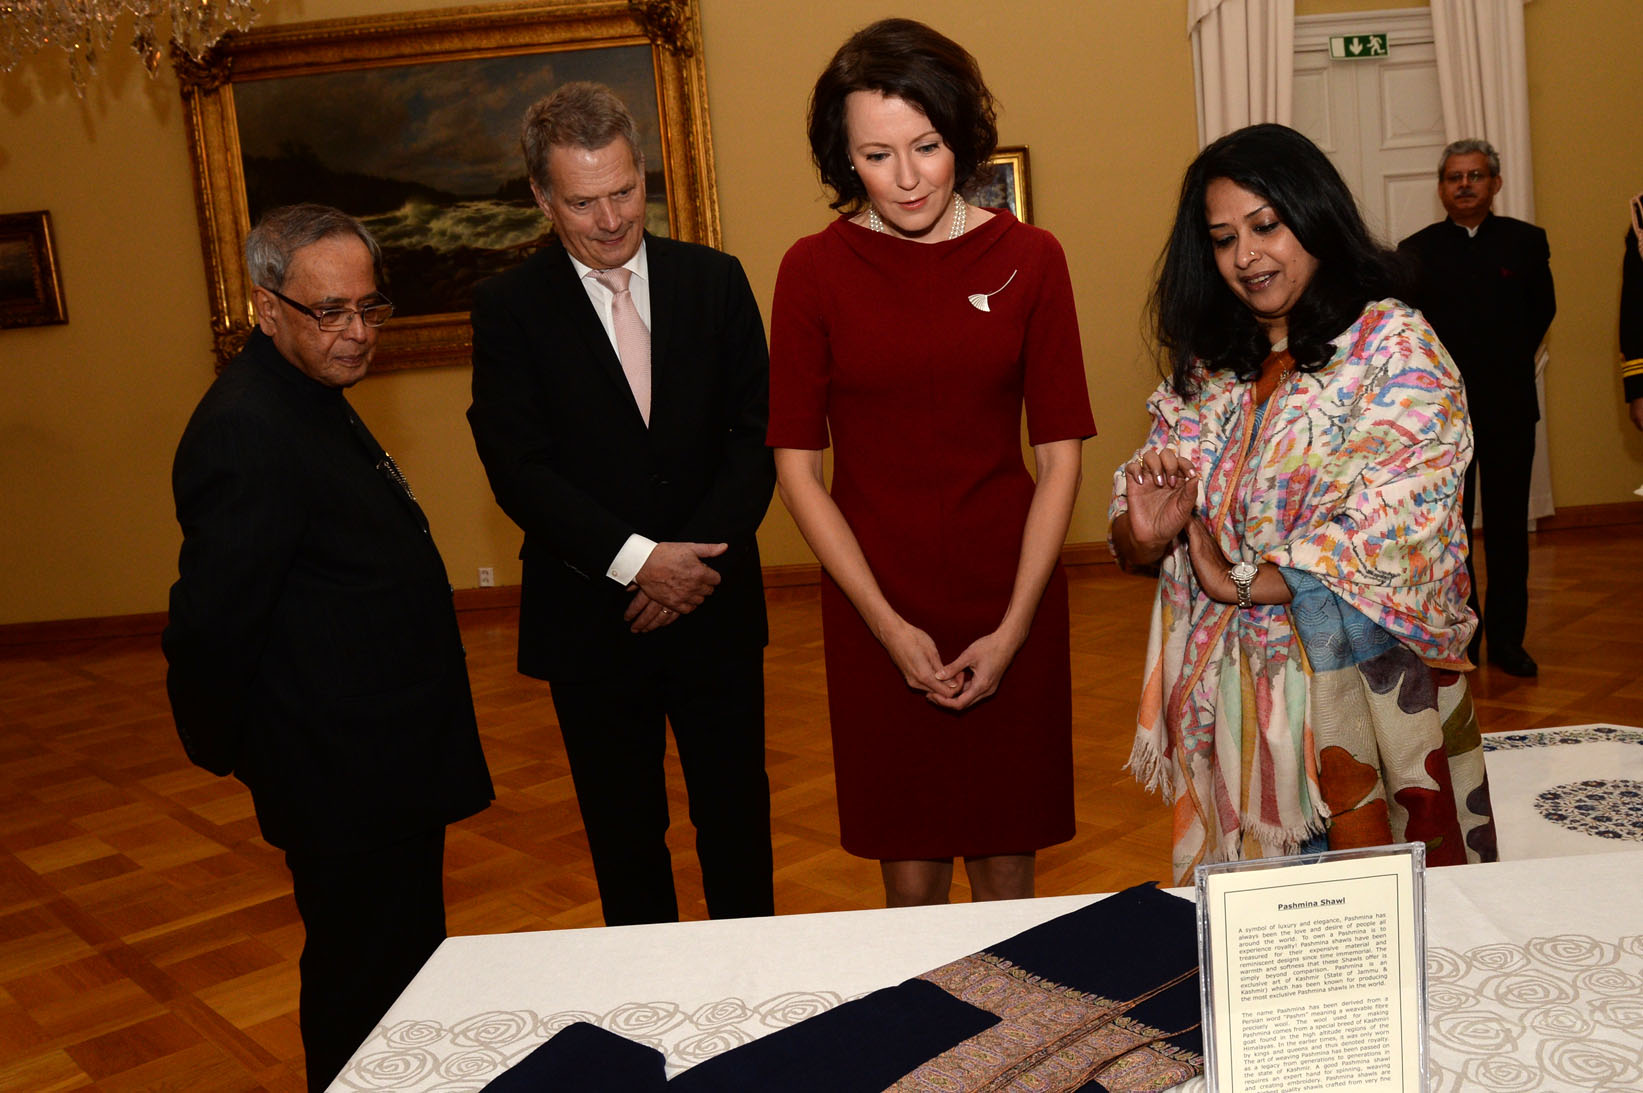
[965,146,1033,224]
[0,211,67,329]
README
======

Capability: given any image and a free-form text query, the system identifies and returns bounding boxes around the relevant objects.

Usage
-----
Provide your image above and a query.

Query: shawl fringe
[1125,734,1175,801]
[1241,811,1329,856]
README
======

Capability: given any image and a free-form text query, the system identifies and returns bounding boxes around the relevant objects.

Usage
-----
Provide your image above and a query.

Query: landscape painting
[0,239,33,306]
[177,0,722,371]
[965,147,1032,225]
[233,46,668,319]
[0,210,67,329]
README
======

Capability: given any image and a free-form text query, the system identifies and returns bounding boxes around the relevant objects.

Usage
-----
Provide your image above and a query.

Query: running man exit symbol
[1329,33,1389,60]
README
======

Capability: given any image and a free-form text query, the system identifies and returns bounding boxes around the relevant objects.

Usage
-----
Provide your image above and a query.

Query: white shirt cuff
[607,534,658,585]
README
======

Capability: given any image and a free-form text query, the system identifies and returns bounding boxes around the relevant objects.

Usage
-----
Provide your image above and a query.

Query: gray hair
[245,203,384,291]
[1438,138,1500,179]
[521,82,644,199]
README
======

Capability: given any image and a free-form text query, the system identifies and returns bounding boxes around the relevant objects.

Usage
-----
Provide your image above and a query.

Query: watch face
[1231,562,1257,581]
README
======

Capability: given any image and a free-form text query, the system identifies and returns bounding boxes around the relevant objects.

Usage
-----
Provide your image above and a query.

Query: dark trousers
[1462,425,1536,654]
[549,650,773,926]
[287,828,447,1092]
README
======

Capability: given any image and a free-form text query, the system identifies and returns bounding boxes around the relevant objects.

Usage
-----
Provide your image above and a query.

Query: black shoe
[1487,646,1538,677]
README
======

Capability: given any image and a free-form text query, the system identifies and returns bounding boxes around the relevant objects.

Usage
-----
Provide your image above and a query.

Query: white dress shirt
[565,243,658,586]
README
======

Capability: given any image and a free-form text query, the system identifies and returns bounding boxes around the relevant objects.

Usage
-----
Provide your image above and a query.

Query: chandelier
[1,0,262,94]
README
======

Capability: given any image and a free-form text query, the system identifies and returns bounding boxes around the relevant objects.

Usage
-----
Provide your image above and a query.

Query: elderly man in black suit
[467,83,775,927]
[1399,139,1556,678]
[163,204,494,1091]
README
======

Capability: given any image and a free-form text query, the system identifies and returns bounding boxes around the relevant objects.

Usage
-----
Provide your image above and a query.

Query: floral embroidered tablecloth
[335,852,1643,1092]
[1484,724,1643,860]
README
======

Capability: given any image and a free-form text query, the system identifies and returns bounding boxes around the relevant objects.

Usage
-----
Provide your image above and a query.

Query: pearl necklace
[867,192,966,239]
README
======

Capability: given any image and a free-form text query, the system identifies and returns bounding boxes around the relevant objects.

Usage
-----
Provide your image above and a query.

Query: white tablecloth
[332,851,1643,1092]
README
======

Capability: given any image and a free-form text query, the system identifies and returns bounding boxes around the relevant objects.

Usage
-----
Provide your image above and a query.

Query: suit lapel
[535,247,647,428]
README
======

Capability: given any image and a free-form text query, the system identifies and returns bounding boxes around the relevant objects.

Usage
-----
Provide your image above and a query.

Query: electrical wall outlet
[477,566,495,588]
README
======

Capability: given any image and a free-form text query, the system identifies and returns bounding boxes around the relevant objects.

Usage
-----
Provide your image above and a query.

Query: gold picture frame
[966,145,1033,225]
[0,210,68,329]
[176,0,720,372]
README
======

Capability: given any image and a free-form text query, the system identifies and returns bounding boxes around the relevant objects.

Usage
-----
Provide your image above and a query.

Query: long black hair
[1150,123,1408,397]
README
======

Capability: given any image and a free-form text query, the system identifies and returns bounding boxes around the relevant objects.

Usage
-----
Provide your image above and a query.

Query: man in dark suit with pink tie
[467,82,775,927]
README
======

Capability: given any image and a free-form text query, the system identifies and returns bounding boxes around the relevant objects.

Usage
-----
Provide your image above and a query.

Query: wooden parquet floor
[2,526,1640,1090]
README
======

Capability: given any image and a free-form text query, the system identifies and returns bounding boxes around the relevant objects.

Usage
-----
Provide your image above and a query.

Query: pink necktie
[589,267,651,425]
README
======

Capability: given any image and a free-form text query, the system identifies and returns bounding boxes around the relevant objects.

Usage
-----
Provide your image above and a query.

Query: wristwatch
[1228,561,1258,609]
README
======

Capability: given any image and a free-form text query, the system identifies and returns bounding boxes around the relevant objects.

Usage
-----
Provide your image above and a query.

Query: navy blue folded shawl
[482,883,1202,1092]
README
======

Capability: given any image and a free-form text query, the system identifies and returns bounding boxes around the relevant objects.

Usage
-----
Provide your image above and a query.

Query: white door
[1290,12,1446,249]
[1289,9,1555,521]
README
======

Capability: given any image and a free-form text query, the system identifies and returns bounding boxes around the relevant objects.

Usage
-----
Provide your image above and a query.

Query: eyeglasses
[1442,169,1492,185]
[263,285,395,331]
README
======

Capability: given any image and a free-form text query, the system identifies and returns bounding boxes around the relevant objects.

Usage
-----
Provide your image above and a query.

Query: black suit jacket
[163,332,494,855]
[1622,228,1643,403]
[467,235,775,681]
[1398,213,1556,432]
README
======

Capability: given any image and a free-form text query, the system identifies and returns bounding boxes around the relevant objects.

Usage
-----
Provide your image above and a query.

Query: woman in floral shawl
[1110,124,1497,884]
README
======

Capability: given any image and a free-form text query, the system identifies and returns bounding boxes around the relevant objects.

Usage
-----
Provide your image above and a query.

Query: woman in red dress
[768,19,1094,907]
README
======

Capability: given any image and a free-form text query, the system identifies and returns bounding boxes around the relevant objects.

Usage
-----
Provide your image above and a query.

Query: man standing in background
[1400,139,1556,677]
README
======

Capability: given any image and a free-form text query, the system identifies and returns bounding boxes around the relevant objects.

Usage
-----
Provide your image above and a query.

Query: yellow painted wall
[1524,0,1643,489]
[1,0,1639,624]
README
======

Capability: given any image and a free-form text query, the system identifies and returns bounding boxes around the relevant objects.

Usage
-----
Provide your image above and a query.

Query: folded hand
[1122,447,1198,548]
[878,617,963,700]
[928,629,1025,711]
[631,541,726,614]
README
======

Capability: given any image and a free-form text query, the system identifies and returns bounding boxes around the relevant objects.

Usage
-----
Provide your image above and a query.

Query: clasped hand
[878,616,1024,712]
[1122,447,1198,547]
[1122,448,1243,603]
[624,541,727,633]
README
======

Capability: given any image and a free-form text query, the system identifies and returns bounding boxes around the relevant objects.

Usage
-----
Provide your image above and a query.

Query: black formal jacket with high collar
[1398,212,1557,430]
[467,234,775,681]
[163,331,494,855]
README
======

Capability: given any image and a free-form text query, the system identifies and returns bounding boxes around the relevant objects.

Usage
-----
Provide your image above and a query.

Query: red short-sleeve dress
[767,211,1095,860]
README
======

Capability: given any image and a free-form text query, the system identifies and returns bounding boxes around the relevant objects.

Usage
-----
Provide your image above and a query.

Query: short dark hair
[522,81,643,198]
[244,203,384,291]
[1150,123,1408,396]
[807,18,997,213]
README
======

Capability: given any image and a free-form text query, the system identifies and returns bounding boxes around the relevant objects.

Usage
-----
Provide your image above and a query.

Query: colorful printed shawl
[1110,301,1497,883]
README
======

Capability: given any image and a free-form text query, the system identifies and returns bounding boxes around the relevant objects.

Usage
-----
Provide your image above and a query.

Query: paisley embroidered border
[891,952,1202,1092]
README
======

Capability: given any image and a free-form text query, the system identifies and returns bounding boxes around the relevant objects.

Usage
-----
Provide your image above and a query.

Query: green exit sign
[1330,33,1389,59]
